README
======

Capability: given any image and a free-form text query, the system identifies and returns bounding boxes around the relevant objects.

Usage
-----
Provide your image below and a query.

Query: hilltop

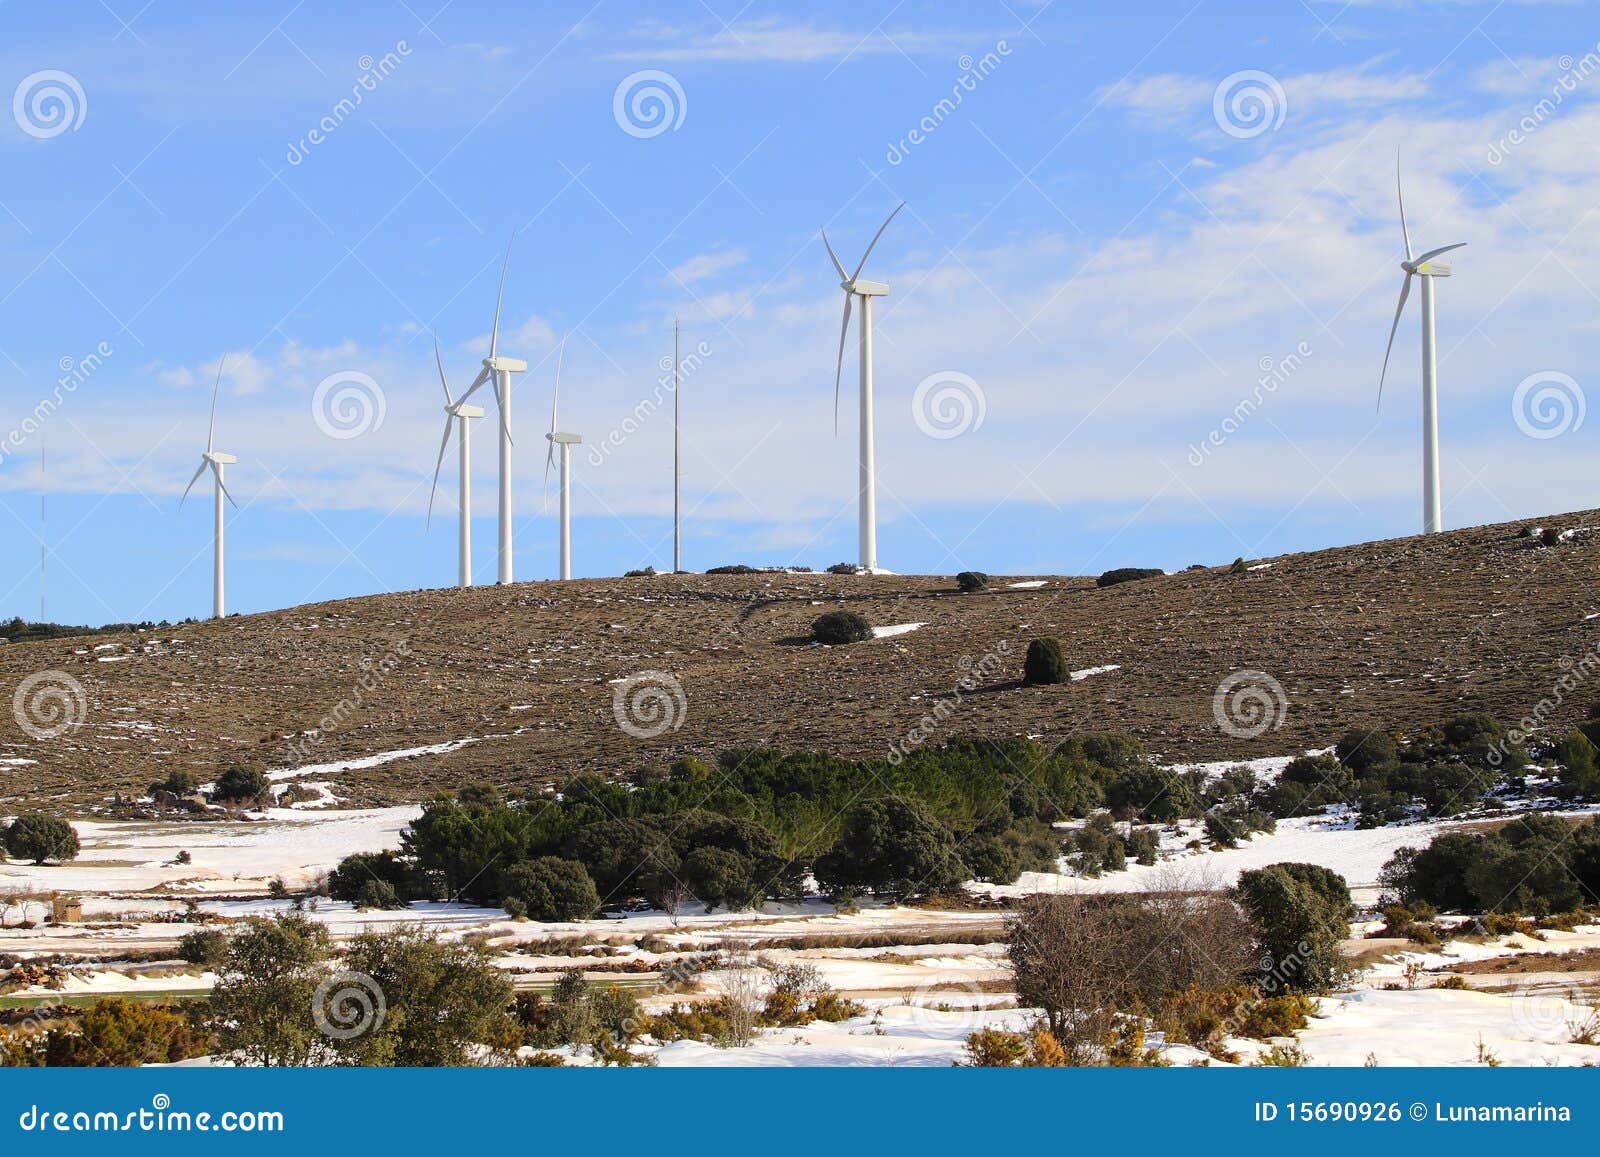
[2,511,1597,810]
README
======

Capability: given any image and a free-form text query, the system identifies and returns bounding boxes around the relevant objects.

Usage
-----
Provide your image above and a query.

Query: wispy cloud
[668,248,747,284]
[604,18,979,64]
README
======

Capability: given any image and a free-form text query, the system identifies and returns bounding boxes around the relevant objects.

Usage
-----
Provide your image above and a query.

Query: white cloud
[667,248,747,284]
[605,18,979,64]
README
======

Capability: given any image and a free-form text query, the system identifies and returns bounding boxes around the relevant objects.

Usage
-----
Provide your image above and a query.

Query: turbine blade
[833,293,853,436]
[458,365,492,404]
[1377,272,1413,411]
[821,228,846,280]
[1413,241,1467,266]
[207,356,226,454]
[180,459,207,507]
[490,234,513,360]
[212,461,237,509]
[850,201,905,281]
[433,334,454,406]
[1396,154,1413,262]
[426,416,453,530]
[551,334,565,438]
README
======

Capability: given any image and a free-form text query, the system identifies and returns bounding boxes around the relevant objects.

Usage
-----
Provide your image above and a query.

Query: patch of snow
[872,622,925,639]
[1007,580,1048,589]
[1247,563,1273,571]
[1070,663,1120,681]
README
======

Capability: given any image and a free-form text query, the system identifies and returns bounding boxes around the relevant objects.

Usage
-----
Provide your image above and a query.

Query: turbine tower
[427,336,485,588]
[1378,159,1466,536]
[822,202,904,572]
[542,335,581,580]
[672,317,681,574]
[180,358,238,619]
[459,237,527,583]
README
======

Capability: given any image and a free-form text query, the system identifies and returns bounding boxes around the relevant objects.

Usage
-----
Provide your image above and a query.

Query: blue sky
[1,0,1596,625]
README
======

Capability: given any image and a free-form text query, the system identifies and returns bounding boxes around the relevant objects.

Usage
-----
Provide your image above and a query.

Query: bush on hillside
[1096,567,1163,588]
[2,813,79,864]
[706,564,758,575]
[1023,637,1066,685]
[826,563,859,575]
[814,797,966,898]
[812,610,873,645]
[1233,863,1352,993]
[501,857,601,922]
[213,764,269,803]
[327,850,417,905]
[955,571,989,592]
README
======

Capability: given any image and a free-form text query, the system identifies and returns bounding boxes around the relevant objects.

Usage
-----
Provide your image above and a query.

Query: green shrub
[812,610,873,645]
[3,813,79,864]
[1555,731,1600,799]
[327,851,416,905]
[151,768,199,796]
[501,857,602,922]
[955,571,989,592]
[706,564,757,575]
[1096,567,1163,588]
[1023,637,1066,685]
[1335,728,1398,772]
[41,998,205,1067]
[213,764,269,803]
[826,562,859,575]
[355,878,403,910]
[1234,863,1352,993]
[177,927,230,969]
[814,797,966,898]
[1105,767,1199,823]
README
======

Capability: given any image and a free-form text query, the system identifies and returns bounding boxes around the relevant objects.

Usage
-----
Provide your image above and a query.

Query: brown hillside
[1,512,1597,810]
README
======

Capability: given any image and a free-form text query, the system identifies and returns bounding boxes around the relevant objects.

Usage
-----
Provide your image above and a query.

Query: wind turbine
[543,335,581,580]
[822,202,903,572]
[427,336,485,589]
[1378,159,1466,536]
[458,236,527,583]
[180,358,238,619]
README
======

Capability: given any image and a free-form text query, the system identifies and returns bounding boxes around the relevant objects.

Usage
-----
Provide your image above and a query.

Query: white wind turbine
[822,202,904,572]
[1378,159,1466,536]
[427,335,485,588]
[180,358,238,619]
[458,237,527,583]
[542,335,581,581]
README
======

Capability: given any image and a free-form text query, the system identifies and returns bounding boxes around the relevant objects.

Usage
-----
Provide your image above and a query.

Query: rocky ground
[2,510,1597,811]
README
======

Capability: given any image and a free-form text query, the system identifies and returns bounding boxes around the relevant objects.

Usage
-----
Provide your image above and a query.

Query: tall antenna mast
[673,317,681,574]
[39,435,46,622]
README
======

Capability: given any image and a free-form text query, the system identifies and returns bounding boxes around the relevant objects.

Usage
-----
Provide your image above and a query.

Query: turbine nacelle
[205,451,237,465]
[842,278,889,297]
[1401,258,1454,278]
[447,403,485,419]
[547,432,582,445]
[483,355,527,372]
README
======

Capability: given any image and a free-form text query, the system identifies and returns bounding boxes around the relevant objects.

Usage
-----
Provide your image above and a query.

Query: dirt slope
[2,511,1596,809]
